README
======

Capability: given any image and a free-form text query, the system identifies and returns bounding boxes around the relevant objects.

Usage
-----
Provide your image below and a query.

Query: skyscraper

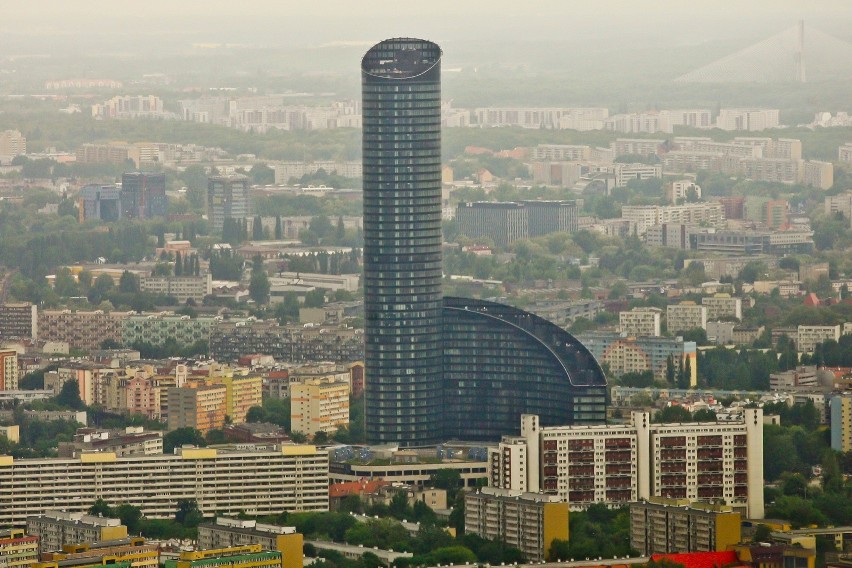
[362,38,444,445]
[362,39,608,446]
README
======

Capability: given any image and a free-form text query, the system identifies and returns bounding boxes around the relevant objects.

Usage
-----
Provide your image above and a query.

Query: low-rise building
[40,537,158,568]
[139,274,212,304]
[26,512,128,554]
[57,427,163,458]
[465,487,569,562]
[164,546,280,568]
[197,519,302,568]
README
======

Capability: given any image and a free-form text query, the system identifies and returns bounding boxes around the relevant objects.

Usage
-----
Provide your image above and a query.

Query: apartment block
[797,325,841,353]
[38,311,129,353]
[706,321,735,345]
[630,498,741,556]
[465,487,568,562]
[531,144,591,161]
[667,303,708,333]
[623,203,725,237]
[291,379,350,436]
[197,518,303,568]
[578,332,697,384]
[0,528,39,568]
[26,512,128,554]
[801,160,834,190]
[2,446,328,527]
[206,375,263,424]
[716,109,780,131]
[139,274,212,304]
[0,350,19,391]
[840,143,852,163]
[209,321,364,363]
[0,130,26,158]
[619,308,662,337]
[701,295,742,321]
[164,546,281,568]
[122,313,216,348]
[0,303,37,340]
[611,139,665,158]
[167,384,227,433]
[489,411,764,518]
[831,394,852,453]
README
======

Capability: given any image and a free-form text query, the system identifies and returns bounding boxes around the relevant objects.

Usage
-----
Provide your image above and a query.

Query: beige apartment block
[619,308,662,337]
[797,325,841,353]
[291,379,350,437]
[701,295,743,321]
[667,302,708,333]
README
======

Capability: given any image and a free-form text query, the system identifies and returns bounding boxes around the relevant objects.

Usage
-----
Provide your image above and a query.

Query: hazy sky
[4,0,851,53]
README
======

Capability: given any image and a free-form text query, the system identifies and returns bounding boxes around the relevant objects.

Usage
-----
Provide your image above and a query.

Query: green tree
[175,498,204,527]
[163,427,206,453]
[249,255,270,304]
[119,271,140,294]
[89,498,114,517]
[57,380,85,409]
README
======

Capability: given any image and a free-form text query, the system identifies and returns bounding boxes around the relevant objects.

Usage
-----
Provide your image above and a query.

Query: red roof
[803,293,821,307]
[329,479,389,498]
[652,551,740,568]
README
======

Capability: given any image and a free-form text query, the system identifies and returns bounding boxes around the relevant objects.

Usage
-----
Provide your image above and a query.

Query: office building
[0,529,38,568]
[619,308,662,337]
[0,303,37,341]
[79,185,123,223]
[797,325,841,353]
[465,487,568,562]
[164,546,281,568]
[490,411,764,517]
[521,200,579,236]
[208,175,251,234]
[26,512,128,554]
[667,302,708,333]
[830,394,852,453]
[2,446,328,528]
[167,384,227,433]
[120,173,166,219]
[362,39,607,446]
[0,350,19,391]
[455,202,528,247]
[361,38,445,445]
[197,519,302,568]
[290,379,349,437]
[630,498,742,556]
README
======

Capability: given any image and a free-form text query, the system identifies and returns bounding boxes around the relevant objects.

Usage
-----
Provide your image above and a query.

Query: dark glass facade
[121,172,167,219]
[442,297,608,441]
[362,39,444,445]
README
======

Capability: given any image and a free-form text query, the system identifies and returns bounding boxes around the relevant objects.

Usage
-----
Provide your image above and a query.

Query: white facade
[619,308,662,337]
[797,325,841,353]
[701,295,743,321]
[667,303,708,332]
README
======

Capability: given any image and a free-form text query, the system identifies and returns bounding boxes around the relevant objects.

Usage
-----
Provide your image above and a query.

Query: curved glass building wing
[362,39,444,445]
[442,297,608,441]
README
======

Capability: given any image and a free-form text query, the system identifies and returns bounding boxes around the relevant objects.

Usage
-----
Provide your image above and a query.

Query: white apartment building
[139,274,213,303]
[611,163,662,187]
[801,160,834,190]
[840,143,852,164]
[622,203,725,237]
[716,109,780,131]
[619,308,662,337]
[669,180,702,203]
[701,295,742,321]
[531,144,591,161]
[0,445,329,528]
[290,379,350,436]
[611,139,665,158]
[797,325,841,353]
[489,412,764,518]
[667,302,708,333]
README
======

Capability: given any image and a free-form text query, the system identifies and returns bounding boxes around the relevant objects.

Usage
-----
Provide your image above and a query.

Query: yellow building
[41,538,158,568]
[206,375,262,425]
[0,424,20,443]
[164,546,282,568]
[198,518,302,568]
[167,383,227,433]
[290,379,349,437]
[464,487,568,562]
[629,498,741,556]
[0,349,19,390]
[0,528,39,568]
